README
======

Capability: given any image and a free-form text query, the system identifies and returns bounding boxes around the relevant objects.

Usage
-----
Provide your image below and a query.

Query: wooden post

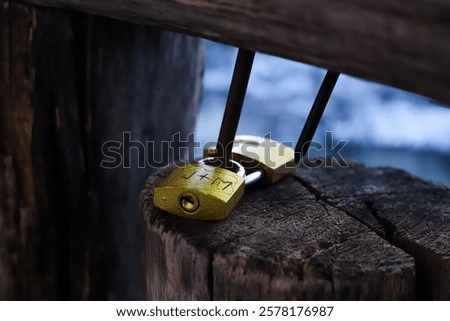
[141,163,450,300]
[0,2,203,299]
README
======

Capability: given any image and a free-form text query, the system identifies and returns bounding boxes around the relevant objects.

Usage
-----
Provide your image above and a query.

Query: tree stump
[141,162,450,300]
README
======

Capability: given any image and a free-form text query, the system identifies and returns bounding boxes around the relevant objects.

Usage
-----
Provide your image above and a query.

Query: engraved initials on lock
[154,162,245,220]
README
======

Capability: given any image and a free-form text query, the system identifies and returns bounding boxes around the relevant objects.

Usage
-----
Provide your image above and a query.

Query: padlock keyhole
[180,193,200,213]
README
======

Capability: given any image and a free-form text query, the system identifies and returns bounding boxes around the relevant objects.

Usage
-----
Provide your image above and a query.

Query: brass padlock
[154,159,245,220]
[205,135,298,183]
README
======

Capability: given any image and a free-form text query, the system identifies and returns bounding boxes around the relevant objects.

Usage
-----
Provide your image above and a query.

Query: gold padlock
[153,159,245,220]
[205,135,297,183]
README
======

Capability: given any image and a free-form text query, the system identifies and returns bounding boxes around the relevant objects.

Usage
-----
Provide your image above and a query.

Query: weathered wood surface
[141,162,450,300]
[21,0,450,105]
[0,2,203,299]
[293,164,450,300]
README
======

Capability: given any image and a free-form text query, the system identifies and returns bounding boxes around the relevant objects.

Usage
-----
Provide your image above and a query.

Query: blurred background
[196,40,450,187]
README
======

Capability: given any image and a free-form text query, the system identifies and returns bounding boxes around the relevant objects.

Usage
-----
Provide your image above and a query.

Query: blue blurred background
[195,41,450,187]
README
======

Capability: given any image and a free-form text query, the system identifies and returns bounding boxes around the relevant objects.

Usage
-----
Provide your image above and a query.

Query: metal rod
[217,49,255,168]
[295,71,340,162]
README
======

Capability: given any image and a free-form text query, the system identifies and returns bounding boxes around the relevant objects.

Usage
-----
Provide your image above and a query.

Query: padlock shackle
[295,71,340,162]
[245,169,265,186]
[217,49,255,168]
[199,157,246,178]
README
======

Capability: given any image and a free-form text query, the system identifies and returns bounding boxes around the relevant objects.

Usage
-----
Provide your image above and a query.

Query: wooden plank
[0,1,14,300]
[0,2,203,299]
[0,3,70,300]
[141,166,418,300]
[21,0,450,105]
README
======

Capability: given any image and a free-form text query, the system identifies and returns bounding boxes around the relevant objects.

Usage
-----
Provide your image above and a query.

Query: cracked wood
[292,163,450,300]
[140,161,449,300]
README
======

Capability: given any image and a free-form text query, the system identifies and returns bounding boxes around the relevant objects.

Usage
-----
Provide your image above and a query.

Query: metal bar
[217,49,255,168]
[295,71,340,162]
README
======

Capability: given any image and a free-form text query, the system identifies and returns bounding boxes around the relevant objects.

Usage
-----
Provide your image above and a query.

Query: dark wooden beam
[20,0,450,105]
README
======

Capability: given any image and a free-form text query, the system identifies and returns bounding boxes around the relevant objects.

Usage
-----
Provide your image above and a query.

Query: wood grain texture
[20,0,450,105]
[142,163,450,300]
[292,164,450,300]
[0,2,203,299]
[82,15,203,300]
[0,3,70,299]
